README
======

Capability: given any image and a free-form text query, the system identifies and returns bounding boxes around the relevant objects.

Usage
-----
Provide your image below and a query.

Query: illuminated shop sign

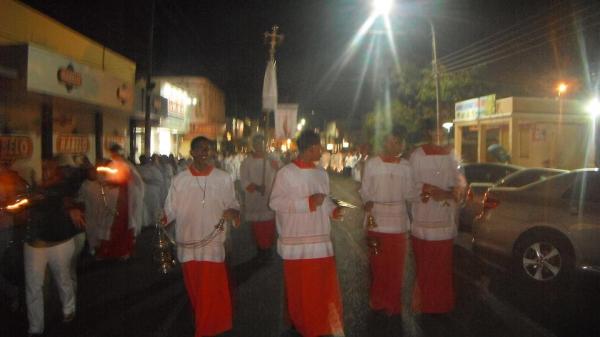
[0,135,33,160]
[57,64,82,92]
[160,82,196,119]
[56,134,89,154]
[27,45,134,111]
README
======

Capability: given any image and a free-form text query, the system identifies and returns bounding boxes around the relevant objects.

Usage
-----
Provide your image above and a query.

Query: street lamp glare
[442,122,453,132]
[557,82,567,95]
[585,97,600,119]
[372,0,393,16]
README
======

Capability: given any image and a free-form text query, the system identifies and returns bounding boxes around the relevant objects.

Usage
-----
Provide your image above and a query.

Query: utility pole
[144,0,156,157]
[430,20,441,145]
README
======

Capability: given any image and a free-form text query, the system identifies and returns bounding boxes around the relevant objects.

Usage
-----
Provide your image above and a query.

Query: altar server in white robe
[360,126,417,316]
[240,134,278,257]
[163,136,240,337]
[409,119,466,314]
[270,130,344,337]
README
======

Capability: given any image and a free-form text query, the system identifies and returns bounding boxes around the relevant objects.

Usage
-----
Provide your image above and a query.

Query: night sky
[21,0,600,126]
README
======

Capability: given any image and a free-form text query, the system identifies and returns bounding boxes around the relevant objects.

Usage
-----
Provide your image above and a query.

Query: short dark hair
[108,143,123,153]
[389,125,407,141]
[190,136,213,150]
[296,130,320,153]
[421,118,437,132]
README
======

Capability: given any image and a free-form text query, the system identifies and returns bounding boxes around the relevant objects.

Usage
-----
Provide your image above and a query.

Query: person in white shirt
[360,126,416,316]
[409,119,466,314]
[240,134,278,259]
[162,136,240,337]
[269,130,344,337]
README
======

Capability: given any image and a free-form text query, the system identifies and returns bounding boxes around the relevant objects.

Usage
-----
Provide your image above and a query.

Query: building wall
[0,0,135,82]
[455,96,595,169]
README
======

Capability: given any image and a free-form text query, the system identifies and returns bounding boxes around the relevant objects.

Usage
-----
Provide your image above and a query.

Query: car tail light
[482,192,500,210]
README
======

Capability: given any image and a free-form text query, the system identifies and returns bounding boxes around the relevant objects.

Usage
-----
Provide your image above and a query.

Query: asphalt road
[1,174,598,337]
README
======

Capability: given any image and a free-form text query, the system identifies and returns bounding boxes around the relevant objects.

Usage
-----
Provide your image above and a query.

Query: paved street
[2,174,598,337]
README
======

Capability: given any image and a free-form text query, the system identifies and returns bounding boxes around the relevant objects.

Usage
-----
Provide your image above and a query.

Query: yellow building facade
[454,96,596,170]
[0,0,137,182]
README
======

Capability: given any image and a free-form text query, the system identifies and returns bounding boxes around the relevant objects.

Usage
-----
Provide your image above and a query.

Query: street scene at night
[1,0,600,337]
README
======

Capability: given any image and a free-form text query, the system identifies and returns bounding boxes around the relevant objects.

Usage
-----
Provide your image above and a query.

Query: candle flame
[6,198,29,210]
[97,166,118,174]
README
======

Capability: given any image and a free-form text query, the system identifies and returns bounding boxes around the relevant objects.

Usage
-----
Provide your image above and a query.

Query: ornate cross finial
[264,25,284,61]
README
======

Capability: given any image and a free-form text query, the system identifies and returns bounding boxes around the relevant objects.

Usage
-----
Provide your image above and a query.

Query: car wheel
[513,231,574,286]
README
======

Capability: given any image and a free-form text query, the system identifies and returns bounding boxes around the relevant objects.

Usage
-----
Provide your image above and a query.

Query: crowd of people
[0,118,466,337]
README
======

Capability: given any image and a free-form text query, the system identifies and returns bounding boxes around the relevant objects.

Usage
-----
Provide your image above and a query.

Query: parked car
[459,163,522,231]
[473,169,600,286]
[460,167,566,231]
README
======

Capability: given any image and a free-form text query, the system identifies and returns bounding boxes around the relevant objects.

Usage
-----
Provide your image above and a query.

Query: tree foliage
[363,63,491,138]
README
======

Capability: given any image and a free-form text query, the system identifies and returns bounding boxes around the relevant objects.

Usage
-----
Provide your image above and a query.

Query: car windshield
[464,164,520,184]
[496,169,565,187]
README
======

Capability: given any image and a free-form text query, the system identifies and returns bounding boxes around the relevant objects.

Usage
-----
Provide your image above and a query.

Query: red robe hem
[182,261,232,337]
[283,257,344,337]
[367,231,407,315]
[411,236,455,313]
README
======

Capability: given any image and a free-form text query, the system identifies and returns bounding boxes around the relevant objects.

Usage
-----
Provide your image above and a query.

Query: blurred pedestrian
[0,159,29,312]
[94,144,144,260]
[25,156,85,336]
[269,130,344,337]
[240,134,278,259]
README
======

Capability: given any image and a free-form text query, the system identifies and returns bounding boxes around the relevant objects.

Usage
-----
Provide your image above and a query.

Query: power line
[438,0,573,64]
[445,19,600,74]
[441,1,599,70]
[442,5,600,71]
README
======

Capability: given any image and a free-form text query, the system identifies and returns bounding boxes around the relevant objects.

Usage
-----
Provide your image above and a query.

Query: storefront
[0,44,134,182]
[132,80,193,160]
[454,95,596,169]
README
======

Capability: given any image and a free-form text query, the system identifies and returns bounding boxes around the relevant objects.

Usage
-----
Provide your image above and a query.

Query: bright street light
[586,97,600,119]
[372,0,393,16]
[442,122,453,133]
[557,82,568,96]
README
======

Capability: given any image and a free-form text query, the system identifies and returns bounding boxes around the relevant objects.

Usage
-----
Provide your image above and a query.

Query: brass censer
[154,219,177,274]
[366,212,378,230]
[367,237,381,256]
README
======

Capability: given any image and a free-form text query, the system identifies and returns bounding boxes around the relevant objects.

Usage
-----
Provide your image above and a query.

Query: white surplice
[409,147,465,241]
[239,155,277,222]
[269,162,337,260]
[164,167,240,263]
[359,157,417,233]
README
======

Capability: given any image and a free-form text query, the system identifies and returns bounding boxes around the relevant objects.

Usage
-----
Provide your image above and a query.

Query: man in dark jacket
[24,156,85,337]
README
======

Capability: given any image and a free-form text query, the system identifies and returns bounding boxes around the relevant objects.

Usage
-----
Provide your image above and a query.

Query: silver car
[460,167,568,232]
[473,169,600,285]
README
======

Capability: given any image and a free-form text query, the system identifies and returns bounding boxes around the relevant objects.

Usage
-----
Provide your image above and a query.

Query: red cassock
[251,219,276,250]
[411,237,455,313]
[283,257,344,337]
[96,182,134,258]
[182,261,232,337]
[368,231,407,315]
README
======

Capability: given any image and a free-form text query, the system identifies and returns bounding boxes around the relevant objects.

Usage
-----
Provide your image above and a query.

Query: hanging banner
[275,103,298,139]
[0,135,33,160]
[262,60,278,112]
